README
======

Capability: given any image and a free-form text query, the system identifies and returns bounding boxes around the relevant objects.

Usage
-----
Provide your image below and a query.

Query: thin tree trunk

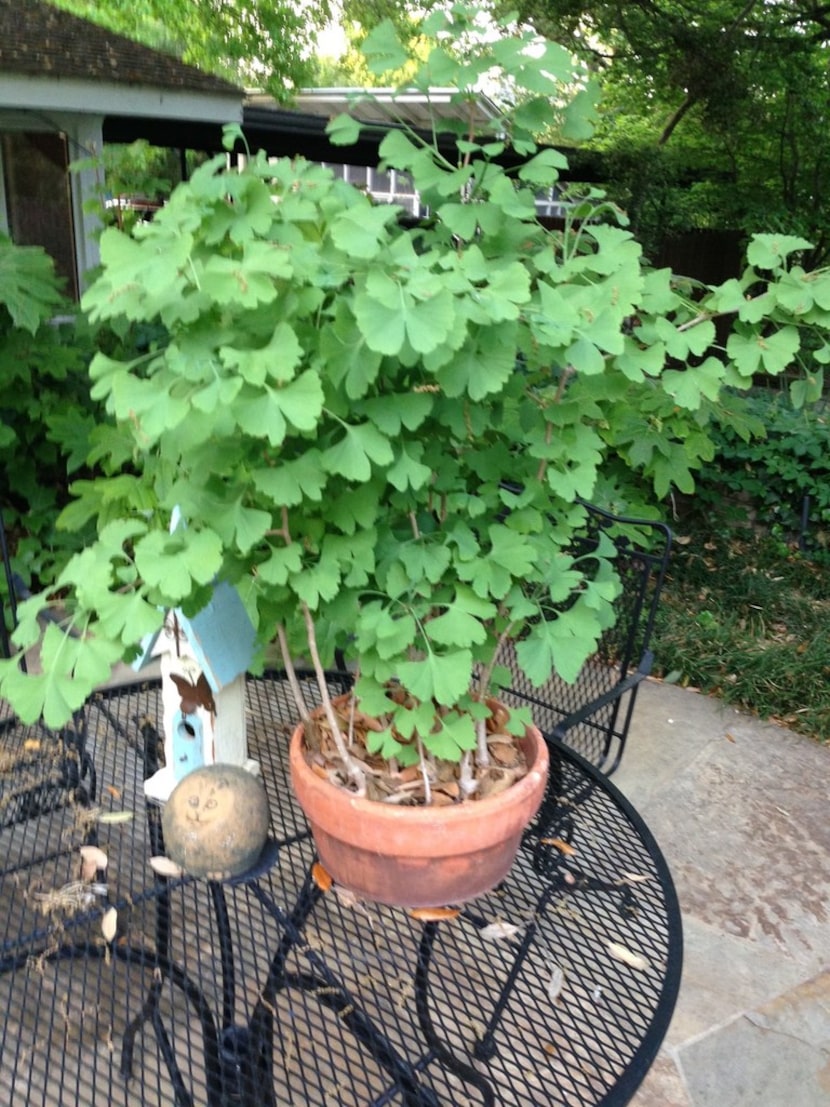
[659,94,698,146]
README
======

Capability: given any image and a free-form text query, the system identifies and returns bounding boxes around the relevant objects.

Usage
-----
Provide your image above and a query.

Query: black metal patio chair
[497,501,672,774]
[0,509,97,828]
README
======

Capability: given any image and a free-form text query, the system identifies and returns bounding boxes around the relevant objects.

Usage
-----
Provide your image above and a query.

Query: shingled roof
[0,0,241,95]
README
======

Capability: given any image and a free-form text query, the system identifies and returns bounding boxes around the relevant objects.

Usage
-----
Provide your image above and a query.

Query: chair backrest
[0,508,95,824]
[0,508,16,660]
[497,501,672,774]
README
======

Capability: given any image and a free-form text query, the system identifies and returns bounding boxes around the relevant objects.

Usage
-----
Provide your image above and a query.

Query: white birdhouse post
[138,581,258,804]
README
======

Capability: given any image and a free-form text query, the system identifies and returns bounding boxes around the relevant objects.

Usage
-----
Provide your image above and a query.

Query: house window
[322,162,424,217]
[1,131,79,300]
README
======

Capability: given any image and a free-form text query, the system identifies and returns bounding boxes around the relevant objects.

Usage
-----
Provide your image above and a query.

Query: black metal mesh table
[0,673,682,1106]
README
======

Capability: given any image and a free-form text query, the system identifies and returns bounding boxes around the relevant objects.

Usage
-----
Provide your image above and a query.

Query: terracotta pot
[289,718,549,908]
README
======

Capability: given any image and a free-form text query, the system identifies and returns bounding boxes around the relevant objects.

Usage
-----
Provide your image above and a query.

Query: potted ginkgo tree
[1,4,827,906]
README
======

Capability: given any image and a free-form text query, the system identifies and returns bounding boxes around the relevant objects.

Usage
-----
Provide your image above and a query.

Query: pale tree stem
[553,364,574,404]
[416,733,432,805]
[475,618,521,769]
[477,620,518,706]
[276,624,311,723]
[266,505,292,543]
[475,717,490,770]
[676,311,715,333]
[459,748,478,796]
[535,421,553,484]
[346,692,357,751]
[301,602,366,793]
[535,365,573,482]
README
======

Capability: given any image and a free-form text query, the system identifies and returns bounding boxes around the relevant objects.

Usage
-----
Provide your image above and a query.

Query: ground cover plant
[653,511,830,743]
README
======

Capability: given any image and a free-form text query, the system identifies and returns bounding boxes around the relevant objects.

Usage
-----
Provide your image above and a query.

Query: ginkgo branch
[276,623,311,724]
[300,601,367,793]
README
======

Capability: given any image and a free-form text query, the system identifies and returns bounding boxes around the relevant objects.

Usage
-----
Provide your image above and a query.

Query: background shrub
[694,389,830,559]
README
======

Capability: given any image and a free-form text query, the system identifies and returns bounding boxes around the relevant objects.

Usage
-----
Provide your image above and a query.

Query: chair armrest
[549,651,654,742]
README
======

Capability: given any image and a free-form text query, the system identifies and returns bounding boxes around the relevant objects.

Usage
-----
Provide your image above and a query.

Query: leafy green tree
[504,2,830,139]
[498,1,830,262]
[53,0,332,98]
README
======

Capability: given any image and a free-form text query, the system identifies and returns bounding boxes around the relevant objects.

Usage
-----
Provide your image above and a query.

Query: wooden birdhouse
[135,580,258,803]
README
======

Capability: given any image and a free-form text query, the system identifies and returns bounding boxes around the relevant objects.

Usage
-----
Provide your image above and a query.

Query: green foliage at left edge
[0,238,99,587]
[0,235,66,334]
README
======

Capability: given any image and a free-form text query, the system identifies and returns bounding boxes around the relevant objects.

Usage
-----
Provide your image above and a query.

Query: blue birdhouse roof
[134,580,257,692]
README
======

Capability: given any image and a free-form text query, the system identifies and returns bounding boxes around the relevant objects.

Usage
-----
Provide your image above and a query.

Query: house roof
[0,0,241,96]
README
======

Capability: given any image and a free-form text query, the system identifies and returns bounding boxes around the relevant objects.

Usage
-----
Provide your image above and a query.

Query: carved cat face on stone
[181,773,230,824]
[162,764,270,880]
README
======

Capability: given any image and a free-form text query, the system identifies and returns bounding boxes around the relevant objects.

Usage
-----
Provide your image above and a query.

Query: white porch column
[62,113,104,293]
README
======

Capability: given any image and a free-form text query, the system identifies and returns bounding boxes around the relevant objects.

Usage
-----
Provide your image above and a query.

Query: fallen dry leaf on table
[479,920,523,942]
[98,810,134,825]
[547,964,566,1002]
[409,907,460,922]
[607,941,650,971]
[149,856,184,878]
[540,837,576,856]
[101,907,118,942]
[79,846,108,882]
[312,862,333,891]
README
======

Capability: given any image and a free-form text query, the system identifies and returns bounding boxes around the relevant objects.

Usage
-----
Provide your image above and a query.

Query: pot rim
[288,718,550,827]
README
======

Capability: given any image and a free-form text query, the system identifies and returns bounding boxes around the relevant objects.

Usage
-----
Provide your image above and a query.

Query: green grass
[651,523,830,742]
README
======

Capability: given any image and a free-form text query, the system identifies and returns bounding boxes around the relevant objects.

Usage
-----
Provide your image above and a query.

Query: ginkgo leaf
[253,453,327,505]
[326,112,362,146]
[516,602,604,685]
[662,357,726,410]
[331,203,396,258]
[425,606,488,648]
[321,423,394,480]
[235,373,324,445]
[395,650,473,706]
[220,321,303,385]
[387,443,433,491]
[726,326,800,376]
[746,234,812,270]
[354,281,456,356]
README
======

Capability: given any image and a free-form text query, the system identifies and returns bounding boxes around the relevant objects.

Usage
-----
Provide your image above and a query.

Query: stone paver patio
[615,679,830,1107]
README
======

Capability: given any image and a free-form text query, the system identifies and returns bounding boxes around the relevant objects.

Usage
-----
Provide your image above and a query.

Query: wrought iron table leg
[207,879,278,1107]
[120,802,229,1105]
[148,1000,195,1107]
[458,867,641,1065]
[414,922,495,1106]
[459,885,563,1065]
[214,1023,276,1107]
[251,871,443,1107]
[211,882,236,1031]
[116,945,223,1106]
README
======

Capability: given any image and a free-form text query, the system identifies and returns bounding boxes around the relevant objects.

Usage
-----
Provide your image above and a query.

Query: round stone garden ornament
[162,763,270,880]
